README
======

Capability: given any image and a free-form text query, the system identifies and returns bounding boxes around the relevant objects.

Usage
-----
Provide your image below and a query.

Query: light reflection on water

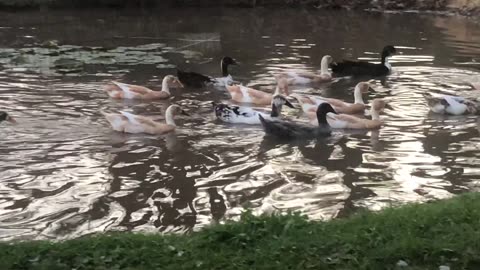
[0,9,480,241]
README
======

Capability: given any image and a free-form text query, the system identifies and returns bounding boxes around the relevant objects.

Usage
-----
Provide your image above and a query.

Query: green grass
[2,193,480,270]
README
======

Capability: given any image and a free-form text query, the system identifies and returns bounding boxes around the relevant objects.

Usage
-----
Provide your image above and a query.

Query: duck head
[271,95,295,117]
[221,56,238,77]
[169,104,189,116]
[320,55,333,74]
[275,77,291,96]
[222,56,238,66]
[316,103,336,125]
[165,75,184,88]
[382,45,397,58]
[0,112,16,123]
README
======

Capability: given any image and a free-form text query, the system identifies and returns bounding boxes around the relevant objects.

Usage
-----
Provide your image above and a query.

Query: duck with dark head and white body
[330,45,397,77]
[214,94,295,125]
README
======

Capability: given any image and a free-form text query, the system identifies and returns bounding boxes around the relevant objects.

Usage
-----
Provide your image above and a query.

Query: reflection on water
[1,9,480,240]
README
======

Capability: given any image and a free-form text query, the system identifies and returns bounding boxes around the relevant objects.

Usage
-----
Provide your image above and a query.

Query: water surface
[1,9,480,240]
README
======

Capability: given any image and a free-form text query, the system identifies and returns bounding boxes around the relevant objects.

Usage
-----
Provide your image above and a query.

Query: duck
[330,45,397,77]
[424,93,479,115]
[214,94,294,125]
[0,111,16,124]
[290,81,371,115]
[307,98,387,129]
[177,56,237,88]
[258,103,336,140]
[280,55,333,84]
[227,77,289,106]
[102,104,189,134]
[104,75,184,100]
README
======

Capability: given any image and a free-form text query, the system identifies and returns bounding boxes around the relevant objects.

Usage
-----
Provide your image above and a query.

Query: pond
[1,8,480,241]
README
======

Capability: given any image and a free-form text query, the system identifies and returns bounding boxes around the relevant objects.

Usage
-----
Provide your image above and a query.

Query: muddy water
[1,9,480,240]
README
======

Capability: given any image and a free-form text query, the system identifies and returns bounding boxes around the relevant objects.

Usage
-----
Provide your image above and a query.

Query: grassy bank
[2,193,480,269]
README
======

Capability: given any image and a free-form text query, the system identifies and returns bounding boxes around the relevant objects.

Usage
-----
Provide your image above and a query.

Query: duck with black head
[0,112,16,124]
[177,56,238,88]
[258,103,336,140]
[330,45,397,77]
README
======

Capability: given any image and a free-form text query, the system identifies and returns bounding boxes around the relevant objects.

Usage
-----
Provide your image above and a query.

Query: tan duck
[226,77,290,106]
[312,98,387,129]
[104,75,184,100]
[290,81,372,115]
[102,105,188,134]
[280,55,333,85]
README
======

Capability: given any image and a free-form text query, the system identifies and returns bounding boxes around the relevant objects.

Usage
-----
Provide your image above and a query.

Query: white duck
[280,55,333,85]
[424,93,478,115]
[102,105,188,134]
[213,94,294,125]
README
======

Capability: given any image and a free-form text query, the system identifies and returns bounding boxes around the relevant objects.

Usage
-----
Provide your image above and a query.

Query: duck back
[177,69,214,88]
[331,61,389,77]
[259,115,331,140]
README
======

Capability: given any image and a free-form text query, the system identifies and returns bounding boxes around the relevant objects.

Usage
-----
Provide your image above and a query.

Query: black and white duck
[424,93,479,115]
[258,103,336,140]
[0,111,16,124]
[214,94,294,125]
[177,56,237,88]
[330,45,397,77]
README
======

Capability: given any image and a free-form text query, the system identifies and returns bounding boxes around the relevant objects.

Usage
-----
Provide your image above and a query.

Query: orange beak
[176,79,184,88]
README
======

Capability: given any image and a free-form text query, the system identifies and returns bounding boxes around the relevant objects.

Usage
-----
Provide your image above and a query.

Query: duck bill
[285,99,295,109]
[176,80,185,88]
[231,60,239,66]
[181,110,190,116]
[384,103,394,110]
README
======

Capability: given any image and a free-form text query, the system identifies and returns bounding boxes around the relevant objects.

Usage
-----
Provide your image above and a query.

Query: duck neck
[270,103,281,117]
[382,55,392,70]
[273,86,281,96]
[165,107,176,126]
[320,57,330,75]
[317,112,329,126]
[371,107,380,120]
[161,77,171,94]
[354,87,365,104]
[221,61,229,77]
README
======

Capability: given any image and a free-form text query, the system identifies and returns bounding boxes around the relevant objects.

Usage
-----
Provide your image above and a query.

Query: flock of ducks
[2,45,480,140]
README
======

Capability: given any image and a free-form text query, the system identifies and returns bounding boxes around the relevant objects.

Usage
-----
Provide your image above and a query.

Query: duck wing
[177,69,215,88]
[259,115,330,139]
[214,103,267,124]
[330,60,388,76]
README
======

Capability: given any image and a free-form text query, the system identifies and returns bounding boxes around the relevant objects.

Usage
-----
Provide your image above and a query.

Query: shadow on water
[1,8,480,240]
